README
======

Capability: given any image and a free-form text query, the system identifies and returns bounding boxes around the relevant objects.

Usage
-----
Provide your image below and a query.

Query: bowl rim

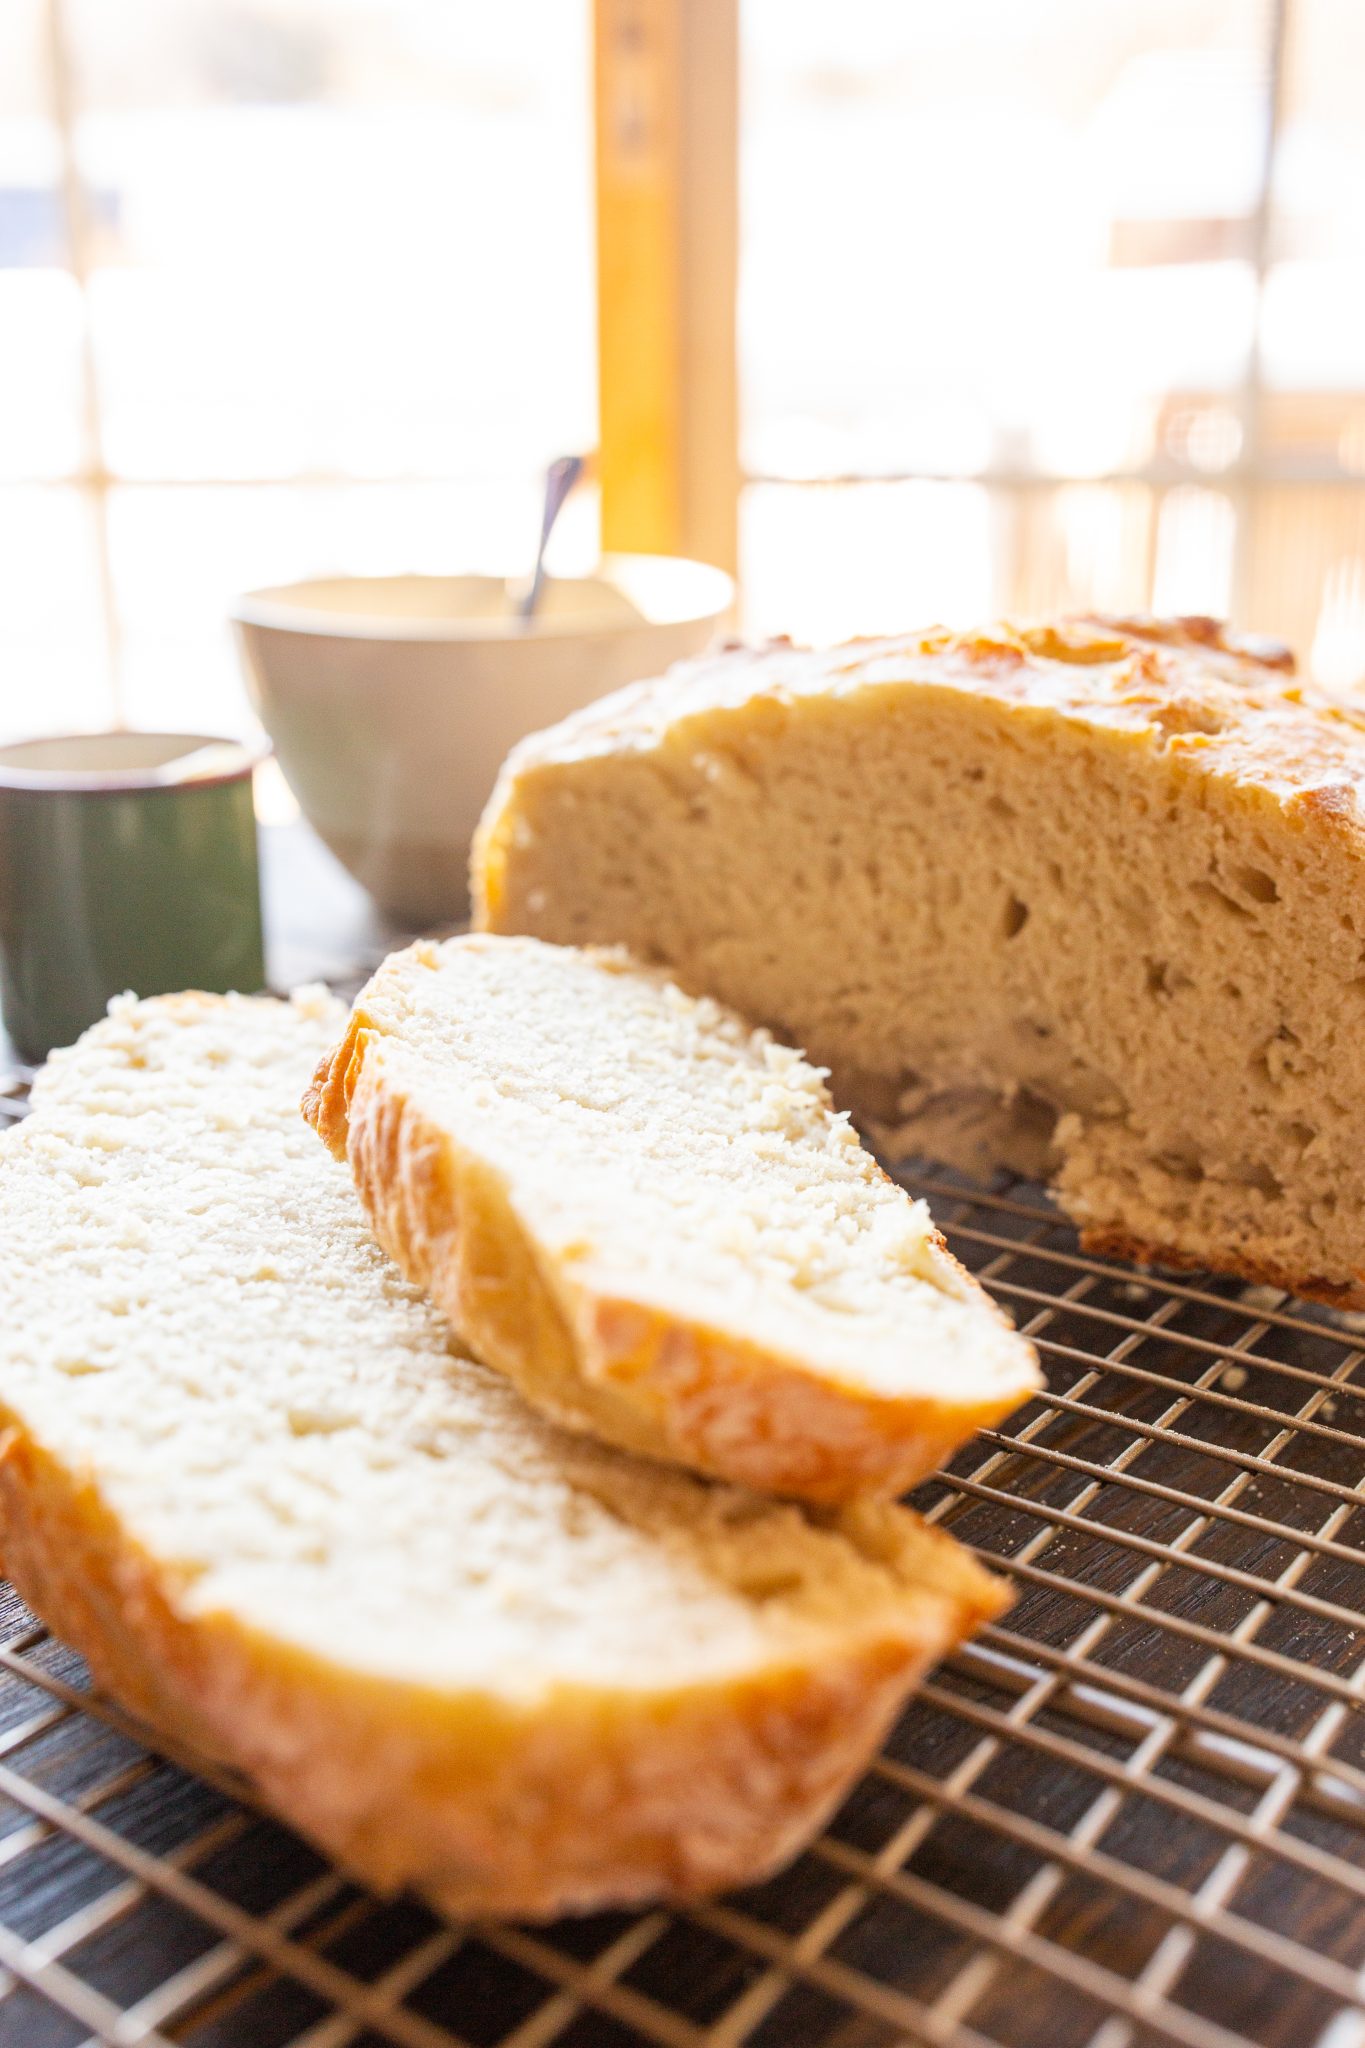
[229,554,735,644]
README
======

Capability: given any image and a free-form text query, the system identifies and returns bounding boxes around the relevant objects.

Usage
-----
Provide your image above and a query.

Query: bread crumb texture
[0,991,1004,1915]
[305,936,1038,1500]
[474,613,1365,1305]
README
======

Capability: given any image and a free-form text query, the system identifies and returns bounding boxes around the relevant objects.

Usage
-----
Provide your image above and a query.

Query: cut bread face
[0,991,1006,1918]
[305,935,1039,1502]
[474,614,1365,1306]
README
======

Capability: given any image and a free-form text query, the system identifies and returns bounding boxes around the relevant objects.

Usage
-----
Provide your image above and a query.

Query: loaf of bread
[0,990,1005,1918]
[474,615,1365,1305]
[305,935,1038,1501]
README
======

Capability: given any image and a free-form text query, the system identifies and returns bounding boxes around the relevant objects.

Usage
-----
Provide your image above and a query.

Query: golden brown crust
[1074,1222,1365,1312]
[0,1408,1005,1918]
[304,1009,1039,1504]
[471,612,1365,940]
[1071,613,1295,672]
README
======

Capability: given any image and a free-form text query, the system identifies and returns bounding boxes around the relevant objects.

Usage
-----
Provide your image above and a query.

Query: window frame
[34,0,1360,709]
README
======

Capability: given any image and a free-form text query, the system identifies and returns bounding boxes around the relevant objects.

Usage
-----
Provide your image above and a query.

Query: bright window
[738,0,1365,681]
[5,0,1365,745]
[0,0,596,742]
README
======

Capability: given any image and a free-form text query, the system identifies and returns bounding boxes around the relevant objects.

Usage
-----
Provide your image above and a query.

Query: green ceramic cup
[0,732,268,1064]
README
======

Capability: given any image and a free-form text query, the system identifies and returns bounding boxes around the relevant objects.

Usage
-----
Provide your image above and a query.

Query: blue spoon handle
[520,453,587,624]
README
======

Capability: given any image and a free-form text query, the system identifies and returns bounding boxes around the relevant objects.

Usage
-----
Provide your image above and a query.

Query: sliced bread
[0,990,1005,1919]
[304,935,1039,1501]
[473,615,1365,1305]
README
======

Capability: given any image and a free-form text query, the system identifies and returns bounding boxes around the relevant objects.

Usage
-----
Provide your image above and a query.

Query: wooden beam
[594,0,739,572]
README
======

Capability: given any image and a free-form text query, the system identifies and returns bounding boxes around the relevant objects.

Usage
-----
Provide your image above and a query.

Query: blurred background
[3,0,1365,750]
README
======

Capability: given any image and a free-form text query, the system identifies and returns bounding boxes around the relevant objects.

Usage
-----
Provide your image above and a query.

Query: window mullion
[43,0,122,727]
[595,0,739,574]
[1229,0,1292,627]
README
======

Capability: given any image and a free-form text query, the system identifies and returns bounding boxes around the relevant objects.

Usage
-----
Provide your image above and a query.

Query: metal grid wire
[2,1063,1365,2048]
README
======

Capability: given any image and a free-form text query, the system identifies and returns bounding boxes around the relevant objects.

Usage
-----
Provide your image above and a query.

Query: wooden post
[594,0,739,573]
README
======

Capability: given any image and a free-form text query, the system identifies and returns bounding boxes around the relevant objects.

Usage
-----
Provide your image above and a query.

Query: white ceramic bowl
[232,555,733,923]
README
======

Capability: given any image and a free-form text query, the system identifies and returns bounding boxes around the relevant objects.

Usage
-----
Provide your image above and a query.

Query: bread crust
[1074,1224,1365,1312]
[304,998,1039,1505]
[0,1411,1004,1918]
[470,613,1344,934]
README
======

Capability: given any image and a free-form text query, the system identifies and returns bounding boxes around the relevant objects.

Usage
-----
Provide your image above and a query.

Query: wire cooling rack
[2,1064,1365,2048]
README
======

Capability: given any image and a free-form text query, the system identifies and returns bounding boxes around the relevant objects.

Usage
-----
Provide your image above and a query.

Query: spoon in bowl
[518,453,587,626]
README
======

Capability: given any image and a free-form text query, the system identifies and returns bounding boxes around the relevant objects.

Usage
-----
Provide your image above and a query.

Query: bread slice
[304,936,1039,1502]
[473,613,1365,1306]
[0,990,1005,1919]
